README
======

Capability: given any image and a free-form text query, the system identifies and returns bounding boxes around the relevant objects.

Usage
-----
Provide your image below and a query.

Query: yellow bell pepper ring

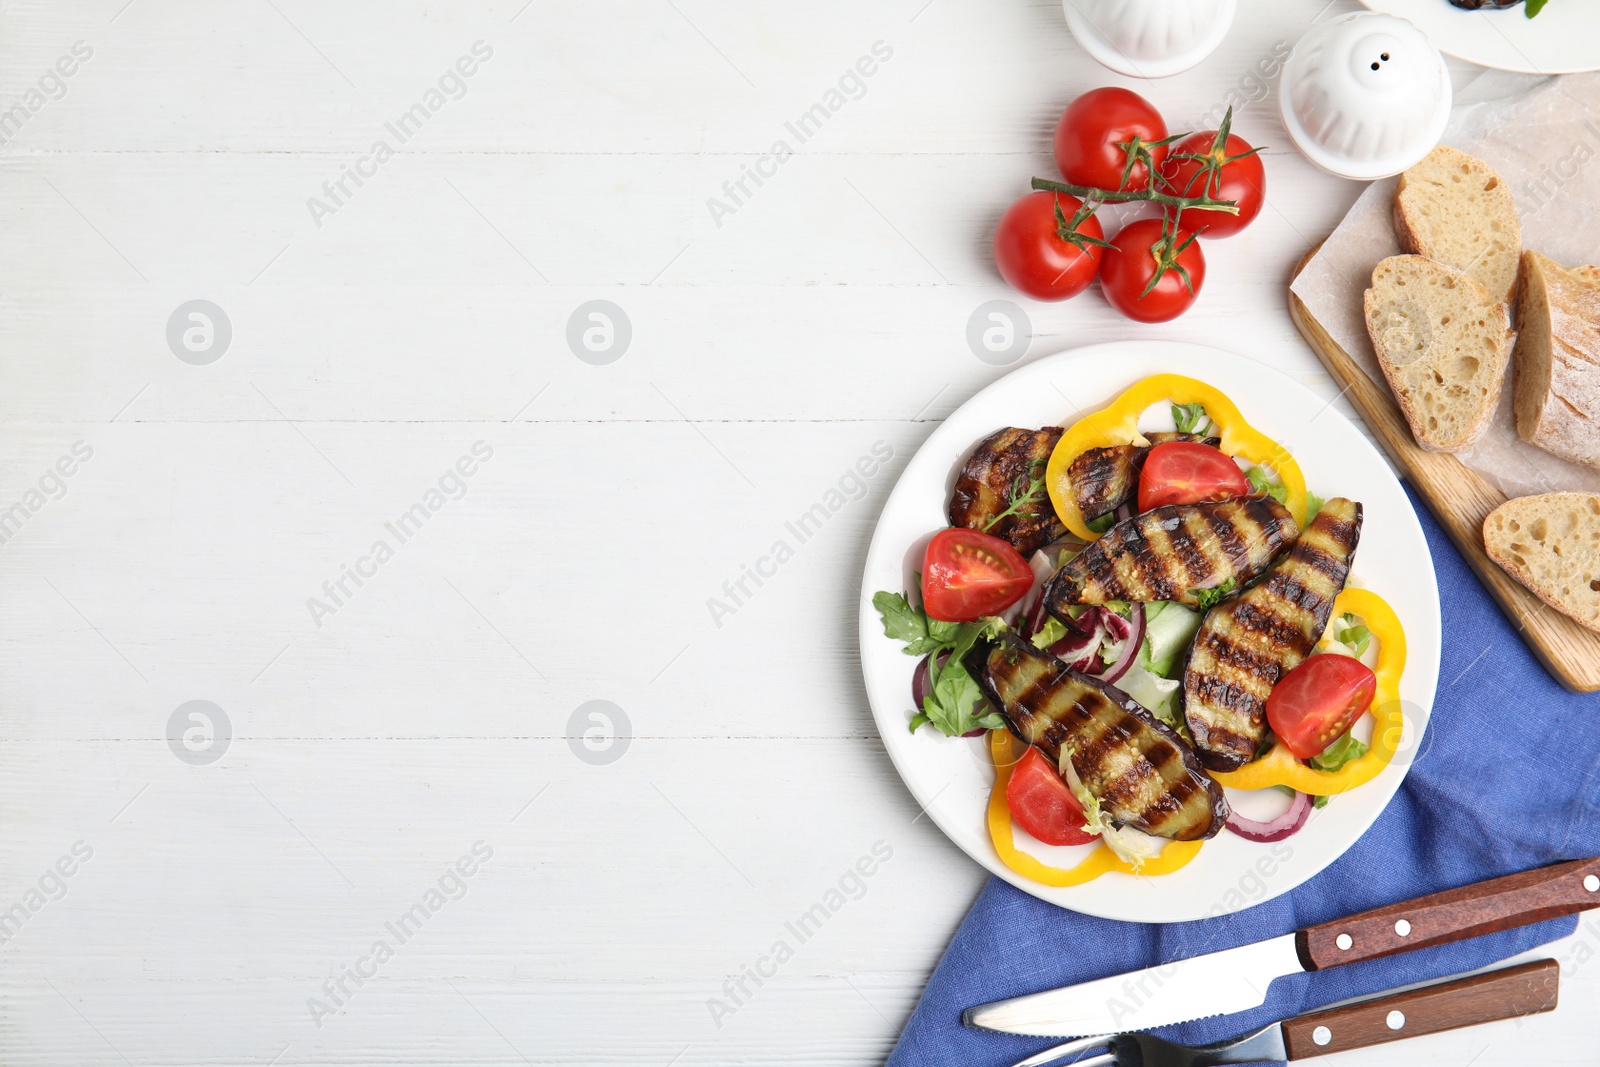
[1046,374,1309,541]
[985,729,1203,886]
[1212,588,1408,794]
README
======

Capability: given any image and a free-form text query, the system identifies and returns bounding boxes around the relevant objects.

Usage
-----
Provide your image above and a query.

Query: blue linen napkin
[888,485,1600,1067]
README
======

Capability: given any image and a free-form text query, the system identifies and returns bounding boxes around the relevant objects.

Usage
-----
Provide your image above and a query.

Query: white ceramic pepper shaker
[1279,11,1453,180]
[1062,0,1237,79]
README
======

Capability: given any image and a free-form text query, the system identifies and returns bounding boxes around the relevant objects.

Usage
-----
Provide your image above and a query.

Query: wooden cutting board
[1290,249,1600,693]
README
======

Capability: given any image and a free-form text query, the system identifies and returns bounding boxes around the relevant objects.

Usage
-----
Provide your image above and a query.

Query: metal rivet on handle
[1312,1026,1332,1046]
[1394,919,1411,936]
[1387,1010,1406,1030]
[1584,875,1598,892]
[1336,933,1353,950]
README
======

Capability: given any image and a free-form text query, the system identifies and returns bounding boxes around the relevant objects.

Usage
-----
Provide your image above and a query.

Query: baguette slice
[1513,250,1600,470]
[1364,254,1514,452]
[1394,145,1522,304]
[1483,492,1600,635]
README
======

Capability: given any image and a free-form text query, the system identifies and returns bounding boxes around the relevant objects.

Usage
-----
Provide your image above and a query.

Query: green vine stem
[1029,175,1241,217]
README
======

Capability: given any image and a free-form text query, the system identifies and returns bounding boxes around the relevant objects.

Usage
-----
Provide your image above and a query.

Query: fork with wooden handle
[1011,958,1559,1067]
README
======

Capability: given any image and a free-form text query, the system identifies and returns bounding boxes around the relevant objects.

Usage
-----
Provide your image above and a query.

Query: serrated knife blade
[963,934,1305,1038]
[964,855,1600,1038]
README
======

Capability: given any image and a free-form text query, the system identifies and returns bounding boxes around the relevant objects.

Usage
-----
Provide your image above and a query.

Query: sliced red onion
[1020,596,1049,642]
[1014,549,1060,640]
[911,652,949,711]
[1224,790,1313,842]
[1098,603,1147,684]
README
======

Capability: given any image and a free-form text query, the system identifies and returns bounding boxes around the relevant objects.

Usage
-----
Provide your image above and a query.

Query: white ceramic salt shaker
[1062,0,1236,80]
[1279,11,1452,181]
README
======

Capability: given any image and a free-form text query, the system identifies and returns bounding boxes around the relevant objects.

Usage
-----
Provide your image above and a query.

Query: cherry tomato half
[1099,217,1206,324]
[1267,654,1378,760]
[921,528,1033,622]
[1160,130,1266,239]
[993,191,1105,301]
[1138,442,1251,511]
[1053,87,1169,192]
[1006,745,1097,846]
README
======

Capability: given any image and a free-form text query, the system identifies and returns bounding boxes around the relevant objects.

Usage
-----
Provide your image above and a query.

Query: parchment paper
[1290,70,1600,499]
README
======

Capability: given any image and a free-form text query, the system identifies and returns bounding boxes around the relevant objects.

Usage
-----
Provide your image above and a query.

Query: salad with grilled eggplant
[872,375,1408,885]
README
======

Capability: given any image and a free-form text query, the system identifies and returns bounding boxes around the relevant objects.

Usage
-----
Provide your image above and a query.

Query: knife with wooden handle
[1008,960,1559,1067]
[1280,958,1559,1058]
[967,857,1599,1037]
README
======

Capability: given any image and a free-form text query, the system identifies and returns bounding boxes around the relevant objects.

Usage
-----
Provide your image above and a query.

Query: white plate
[1360,0,1600,74]
[858,343,1442,922]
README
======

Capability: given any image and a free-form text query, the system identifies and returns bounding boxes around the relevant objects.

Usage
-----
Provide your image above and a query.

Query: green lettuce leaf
[1311,731,1369,773]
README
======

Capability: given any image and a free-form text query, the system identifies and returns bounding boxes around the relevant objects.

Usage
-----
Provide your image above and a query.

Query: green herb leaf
[1310,731,1369,773]
[1246,466,1288,504]
[1305,491,1325,522]
[983,462,1048,533]
[1312,794,1329,809]
[872,591,943,657]
[891,611,1011,737]
[1193,577,1236,612]
[1172,402,1209,435]
[1087,512,1117,534]
[1526,0,1548,16]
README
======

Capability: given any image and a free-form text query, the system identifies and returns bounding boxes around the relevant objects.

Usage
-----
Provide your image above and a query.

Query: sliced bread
[1363,254,1514,452]
[1394,146,1522,304]
[1513,250,1600,471]
[1483,492,1600,635]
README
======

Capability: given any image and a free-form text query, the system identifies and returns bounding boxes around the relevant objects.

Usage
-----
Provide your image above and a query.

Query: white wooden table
[0,1,1592,1063]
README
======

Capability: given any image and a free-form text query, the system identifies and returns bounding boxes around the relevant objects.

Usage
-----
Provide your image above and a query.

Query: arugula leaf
[1246,466,1288,504]
[1305,491,1325,522]
[1171,402,1210,435]
[874,592,1010,737]
[1193,577,1236,611]
[1087,512,1116,534]
[1311,731,1369,773]
[872,590,944,657]
[1312,795,1329,810]
[920,655,1005,737]
[1526,0,1548,15]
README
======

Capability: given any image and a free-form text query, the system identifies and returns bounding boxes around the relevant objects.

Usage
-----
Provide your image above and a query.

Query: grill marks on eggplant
[1043,497,1299,612]
[974,636,1227,841]
[1067,433,1221,521]
[948,427,1065,556]
[1183,498,1364,771]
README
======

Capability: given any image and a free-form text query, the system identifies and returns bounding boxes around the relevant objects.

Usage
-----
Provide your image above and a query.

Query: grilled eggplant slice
[1068,433,1222,521]
[948,427,1065,556]
[973,634,1227,841]
[1044,496,1299,612]
[1183,498,1364,771]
